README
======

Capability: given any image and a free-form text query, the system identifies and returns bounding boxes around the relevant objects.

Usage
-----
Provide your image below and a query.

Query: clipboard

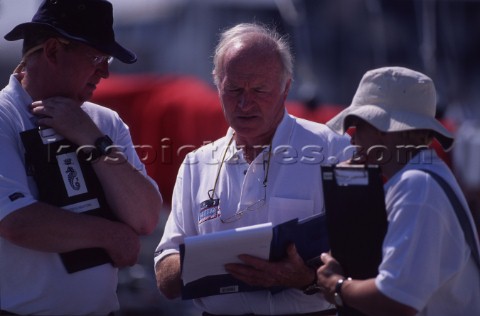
[321,164,387,316]
[321,164,387,279]
[20,128,117,273]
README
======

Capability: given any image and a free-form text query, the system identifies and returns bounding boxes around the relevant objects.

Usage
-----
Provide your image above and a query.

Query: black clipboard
[20,128,116,273]
[322,164,387,278]
[321,164,387,316]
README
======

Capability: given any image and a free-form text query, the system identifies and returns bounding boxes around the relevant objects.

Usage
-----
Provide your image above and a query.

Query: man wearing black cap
[0,0,162,314]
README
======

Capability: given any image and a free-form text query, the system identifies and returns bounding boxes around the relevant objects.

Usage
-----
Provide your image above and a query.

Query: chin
[79,92,93,103]
[232,125,258,136]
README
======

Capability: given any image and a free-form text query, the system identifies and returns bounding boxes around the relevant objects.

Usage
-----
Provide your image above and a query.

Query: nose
[350,132,356,145]
[238,92,253,110]
[347,127,356,145]
[96,62,110,79]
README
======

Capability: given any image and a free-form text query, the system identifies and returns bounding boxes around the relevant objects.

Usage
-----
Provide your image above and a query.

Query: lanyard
[207,134,272,200]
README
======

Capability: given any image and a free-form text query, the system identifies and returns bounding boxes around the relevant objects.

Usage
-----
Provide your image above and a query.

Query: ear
[284,78,292,94]
[282,78,292,101]
[42,38,62,64]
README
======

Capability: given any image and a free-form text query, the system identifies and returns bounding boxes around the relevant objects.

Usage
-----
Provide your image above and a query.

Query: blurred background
[1,0,480,315]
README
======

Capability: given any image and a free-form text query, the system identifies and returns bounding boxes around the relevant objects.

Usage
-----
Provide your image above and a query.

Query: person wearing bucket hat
[0,0,162,315]
[313,67,480,316]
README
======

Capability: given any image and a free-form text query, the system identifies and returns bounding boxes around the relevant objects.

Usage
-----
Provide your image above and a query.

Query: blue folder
[180,213,329,299]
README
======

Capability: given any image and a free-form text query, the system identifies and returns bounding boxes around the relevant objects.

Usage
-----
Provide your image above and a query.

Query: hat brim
[327,104,454,151]
[5,22,136,64]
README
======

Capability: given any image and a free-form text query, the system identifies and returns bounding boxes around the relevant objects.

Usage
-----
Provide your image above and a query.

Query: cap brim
[5,22,137,64]
[327,105,455,151]
[100,41,137,64]
[4,22,39,41]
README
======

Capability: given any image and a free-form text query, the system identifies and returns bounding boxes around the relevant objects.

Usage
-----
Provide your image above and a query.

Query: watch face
[95,136,113,156]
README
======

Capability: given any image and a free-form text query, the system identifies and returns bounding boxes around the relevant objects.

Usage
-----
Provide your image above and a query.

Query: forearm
[316,253,417,316]
[92,153,162,235]
[155,254,182,299]
[0,202,119,253]
[34,106,163,235]
[340,279,417,316]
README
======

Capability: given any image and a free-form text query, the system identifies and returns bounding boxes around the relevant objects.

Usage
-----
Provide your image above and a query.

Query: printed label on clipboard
[334,168,369,186]
[56,152,88,197]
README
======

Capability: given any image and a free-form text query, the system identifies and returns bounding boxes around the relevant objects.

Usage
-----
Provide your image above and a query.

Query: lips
[236,112,259,119]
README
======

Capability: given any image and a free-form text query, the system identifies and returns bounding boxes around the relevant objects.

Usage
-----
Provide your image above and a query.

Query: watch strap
[334,277,352,307]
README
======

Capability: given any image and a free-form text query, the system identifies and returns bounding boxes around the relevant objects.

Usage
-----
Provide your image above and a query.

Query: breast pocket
[268,197,314,225]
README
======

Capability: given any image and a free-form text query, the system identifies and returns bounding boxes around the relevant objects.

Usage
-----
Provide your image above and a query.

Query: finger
[30,103,52,118]
[286,243,297,257]
[31,100,43,108]
[237,254,269,270]
[229,268,276,287]
[320,252,332,264]
[224,262,251,276]
[225,265,256,283]
[30,104,45,114]
[286,243,305,264]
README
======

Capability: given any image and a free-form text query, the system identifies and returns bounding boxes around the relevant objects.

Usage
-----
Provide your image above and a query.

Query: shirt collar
[223,109,294,162]
[6,74,35,119]
[8,74,32,103]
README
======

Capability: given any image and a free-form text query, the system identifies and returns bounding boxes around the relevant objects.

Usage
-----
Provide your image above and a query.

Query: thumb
[320,252,332,264]
[286,243,300,258]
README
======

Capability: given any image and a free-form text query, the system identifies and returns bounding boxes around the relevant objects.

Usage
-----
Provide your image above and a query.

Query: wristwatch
[334,277,352,307]
[302,271,322,295]
[94,135,114,156]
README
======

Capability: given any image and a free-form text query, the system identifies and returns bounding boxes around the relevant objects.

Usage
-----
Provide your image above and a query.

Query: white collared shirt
[0,74,156,315]
[155,111,350,314]
[376,150,480,315]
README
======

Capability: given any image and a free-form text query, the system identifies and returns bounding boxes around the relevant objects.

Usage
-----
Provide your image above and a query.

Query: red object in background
[92,74,454,206]
[92,74,226,206]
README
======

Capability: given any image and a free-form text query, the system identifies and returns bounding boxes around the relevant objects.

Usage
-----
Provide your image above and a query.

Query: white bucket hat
[327,66,454,151]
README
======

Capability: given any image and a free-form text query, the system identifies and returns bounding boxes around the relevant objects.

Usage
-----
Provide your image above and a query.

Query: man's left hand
[225,244,315,289]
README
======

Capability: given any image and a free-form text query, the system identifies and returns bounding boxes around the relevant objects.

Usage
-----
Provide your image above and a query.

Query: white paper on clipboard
[334,166,369,186]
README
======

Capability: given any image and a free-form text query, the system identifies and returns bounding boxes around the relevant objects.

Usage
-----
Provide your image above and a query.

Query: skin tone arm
[30,97,162,235]
[0,104,156,266]
[0,94,161,268]
[90,155,162,235]
[317,253,418,316]
[155,254,182,299]
[0,201,140,267]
